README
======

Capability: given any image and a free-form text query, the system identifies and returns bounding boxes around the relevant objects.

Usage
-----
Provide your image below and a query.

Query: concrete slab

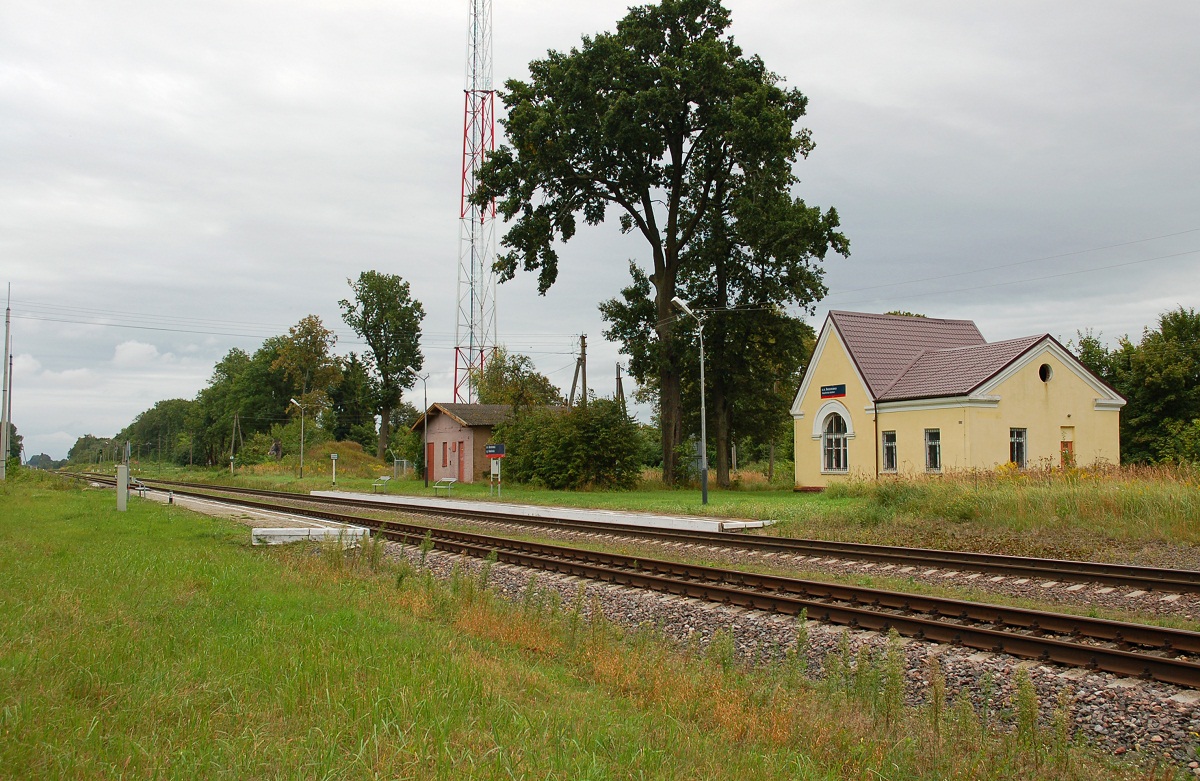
[252,527,370,546]
[310,490,771,533]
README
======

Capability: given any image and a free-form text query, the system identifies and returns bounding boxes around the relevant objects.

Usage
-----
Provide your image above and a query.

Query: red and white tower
[454,0,498,403]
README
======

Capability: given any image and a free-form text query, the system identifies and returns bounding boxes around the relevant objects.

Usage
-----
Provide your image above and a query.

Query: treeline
[67,272,427,468]
[1073,306,1200,464]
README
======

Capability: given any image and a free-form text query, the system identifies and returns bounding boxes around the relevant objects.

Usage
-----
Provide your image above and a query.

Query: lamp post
[671,296,708,505]
[406,368,429,487]
[289,398,306,479]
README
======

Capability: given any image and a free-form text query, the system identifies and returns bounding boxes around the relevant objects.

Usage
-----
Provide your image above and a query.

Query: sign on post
[486,444,504,497]
[330,453,338,485]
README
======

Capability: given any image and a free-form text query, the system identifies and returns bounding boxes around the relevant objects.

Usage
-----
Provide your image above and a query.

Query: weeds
[418,530,434,568]
[705,628,738,673]
[881,630,906,728]
[1014,666,1041,758]
[479,550,498,589]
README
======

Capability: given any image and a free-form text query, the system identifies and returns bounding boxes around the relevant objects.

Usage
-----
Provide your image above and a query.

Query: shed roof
[411,403,513,431]
[828,311,985,397]
[878,334,1046,401]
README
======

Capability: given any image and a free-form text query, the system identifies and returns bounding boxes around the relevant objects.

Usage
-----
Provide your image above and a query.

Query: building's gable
[791,318,874,417]
[974,337,1125,410]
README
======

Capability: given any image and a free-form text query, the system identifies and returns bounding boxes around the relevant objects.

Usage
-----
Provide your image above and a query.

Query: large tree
[115,399,193,463]
[601,260,817,487]
[272,315,340,415]
[328,353,378,451]
[189,347,251,465]
[475,0,844,483]
[339,271,425,459]
[472,346,563,410]
[1077,308,1200,464]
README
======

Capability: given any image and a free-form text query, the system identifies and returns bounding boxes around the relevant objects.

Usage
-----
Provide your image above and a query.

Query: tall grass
[822,463,1200,549]
[0,481,1157,779]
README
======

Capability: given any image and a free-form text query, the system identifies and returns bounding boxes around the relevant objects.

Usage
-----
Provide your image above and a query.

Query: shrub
[494,398,643,490]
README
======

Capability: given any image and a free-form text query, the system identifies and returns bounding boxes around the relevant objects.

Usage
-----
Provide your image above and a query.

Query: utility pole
[290,399,306,479]
[672,297,708,505]
[615,363,626,416]
[0,284,9,481]
[568,334,588,407]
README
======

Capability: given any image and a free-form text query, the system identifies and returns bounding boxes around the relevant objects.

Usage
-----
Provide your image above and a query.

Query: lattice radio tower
[454,0,498,403]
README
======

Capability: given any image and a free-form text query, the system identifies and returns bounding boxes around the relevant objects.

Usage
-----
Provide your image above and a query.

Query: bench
[432,478,457,497]
[372,476,391,493]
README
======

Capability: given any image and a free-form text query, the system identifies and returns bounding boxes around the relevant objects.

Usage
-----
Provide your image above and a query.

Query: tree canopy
[476,0,845,483]
[472,347,563,409]
[339,271,425,458]
[272,315,339,414]
[1072,307,1200,464]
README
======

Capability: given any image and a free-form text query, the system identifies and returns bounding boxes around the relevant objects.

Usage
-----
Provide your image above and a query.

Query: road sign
[485,443,506,458]
[330,453,338,460]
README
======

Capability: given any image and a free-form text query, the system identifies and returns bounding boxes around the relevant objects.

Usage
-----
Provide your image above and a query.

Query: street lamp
[406,368,429,487]
[289,398,306,479]
[671,296,708,505]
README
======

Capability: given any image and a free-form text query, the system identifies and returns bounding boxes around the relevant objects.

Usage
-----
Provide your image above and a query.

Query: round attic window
[1039,363,1053,382]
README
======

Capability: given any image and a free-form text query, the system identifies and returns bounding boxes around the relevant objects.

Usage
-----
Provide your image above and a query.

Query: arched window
[822,413,848,473]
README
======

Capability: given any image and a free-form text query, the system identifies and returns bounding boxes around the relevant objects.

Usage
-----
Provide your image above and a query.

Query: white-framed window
[881,431,897,472]
[925,429,941,472]
[1009,428,1027,469]
[822,413,849,473]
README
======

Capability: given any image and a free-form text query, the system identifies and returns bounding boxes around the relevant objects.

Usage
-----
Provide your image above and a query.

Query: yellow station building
[791,311,1125,490]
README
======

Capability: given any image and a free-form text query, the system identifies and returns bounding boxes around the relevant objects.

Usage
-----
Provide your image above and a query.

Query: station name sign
[485,443,506,458]
[820,384,846,399]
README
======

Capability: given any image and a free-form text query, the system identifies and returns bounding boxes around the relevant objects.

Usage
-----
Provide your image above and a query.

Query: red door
[426,443,434,482]
[1060,440,1075,469]
[457,441,465,482]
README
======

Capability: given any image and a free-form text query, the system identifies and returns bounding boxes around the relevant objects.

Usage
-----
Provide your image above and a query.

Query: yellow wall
[875,405,972,476]
[962,347,1120,469]
[793,334,1121,488]
[793,329,876,488]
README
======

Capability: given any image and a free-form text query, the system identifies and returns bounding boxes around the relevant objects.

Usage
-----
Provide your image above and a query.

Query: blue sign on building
[820,384,846,399]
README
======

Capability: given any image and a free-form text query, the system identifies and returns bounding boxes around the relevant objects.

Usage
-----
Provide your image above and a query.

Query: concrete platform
[309,491,772,533]
[251,527,370,546]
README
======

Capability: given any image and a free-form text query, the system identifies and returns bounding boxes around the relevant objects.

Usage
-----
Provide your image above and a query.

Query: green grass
[0,473,1162,779]
[115,460,1200,567]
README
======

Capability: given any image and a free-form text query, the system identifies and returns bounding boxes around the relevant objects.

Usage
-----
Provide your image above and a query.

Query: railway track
[72,473,1200,688]
[90,474,1200,595]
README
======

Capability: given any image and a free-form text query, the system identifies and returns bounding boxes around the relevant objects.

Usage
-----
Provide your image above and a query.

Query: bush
[494,399,642,490]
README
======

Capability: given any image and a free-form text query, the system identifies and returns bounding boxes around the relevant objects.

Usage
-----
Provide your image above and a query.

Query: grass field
[114,456,1200,567]
[0,471,1169,779]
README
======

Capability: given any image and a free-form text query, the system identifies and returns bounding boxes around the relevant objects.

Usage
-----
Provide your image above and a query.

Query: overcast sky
[3,1,1198,460]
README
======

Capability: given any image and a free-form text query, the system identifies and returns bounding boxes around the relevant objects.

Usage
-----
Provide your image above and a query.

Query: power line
[832,247,1200,309]
[826,226,1200,299]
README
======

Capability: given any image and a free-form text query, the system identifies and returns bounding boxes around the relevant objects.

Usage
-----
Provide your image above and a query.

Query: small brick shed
[411,403,512,484]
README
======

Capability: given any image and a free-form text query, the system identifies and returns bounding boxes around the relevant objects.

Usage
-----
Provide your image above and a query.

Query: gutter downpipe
[873,399,879,480]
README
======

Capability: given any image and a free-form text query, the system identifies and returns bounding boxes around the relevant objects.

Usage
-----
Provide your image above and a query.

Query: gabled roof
[828,311,985,398]
[878,334,1046,401]
[411,403,513,432]
[792,311,1124,412]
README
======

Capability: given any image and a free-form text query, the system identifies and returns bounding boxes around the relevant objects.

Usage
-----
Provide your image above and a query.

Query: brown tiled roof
[878,334,1046,401]
[412,403,513,431]
[829,311,985,397]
